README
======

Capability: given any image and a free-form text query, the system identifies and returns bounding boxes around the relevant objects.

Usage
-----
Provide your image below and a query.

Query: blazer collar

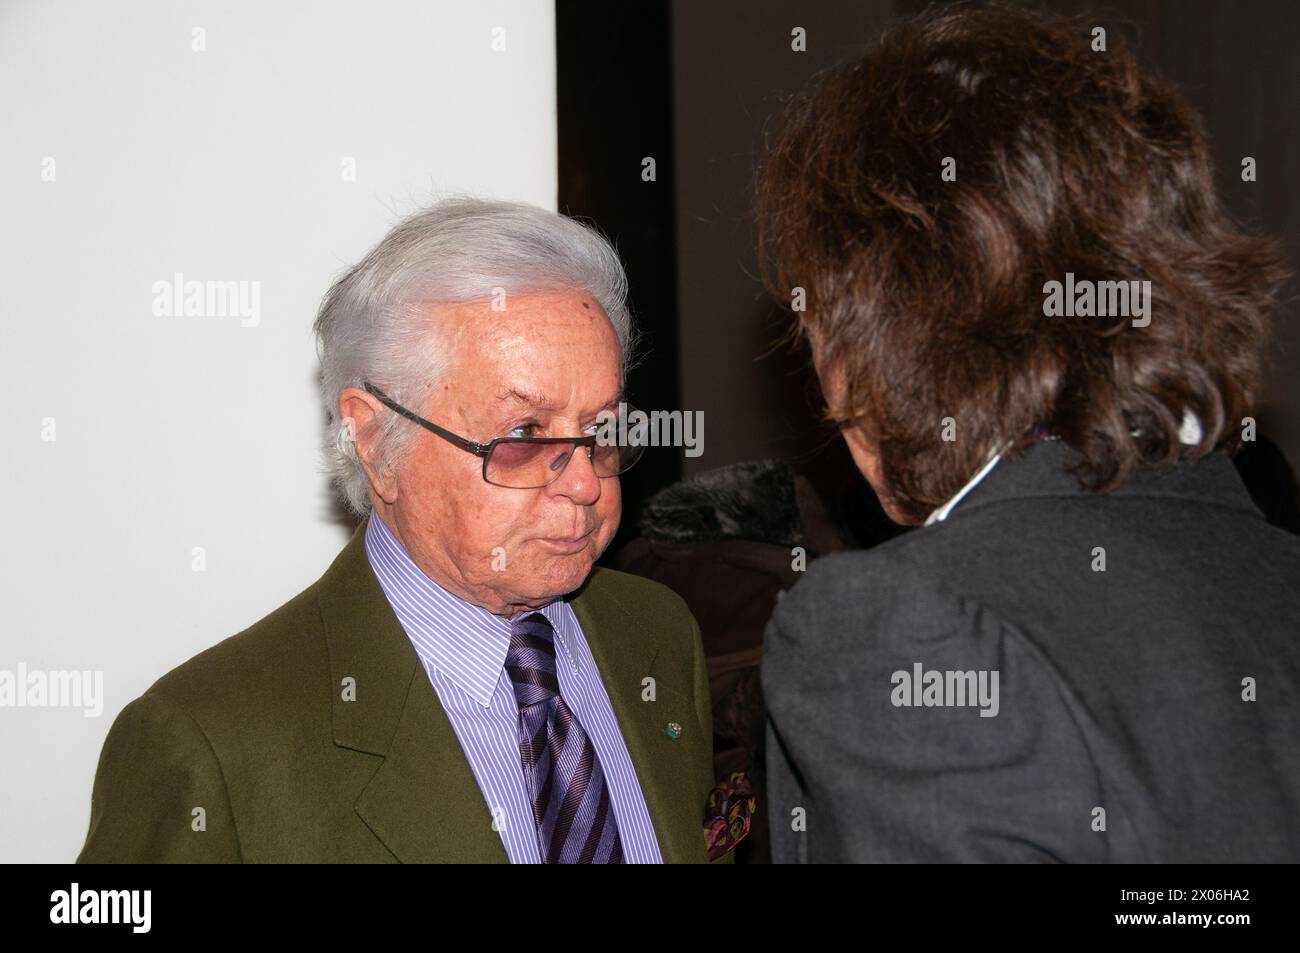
[314,512,698,863]
[946,438,1263,523]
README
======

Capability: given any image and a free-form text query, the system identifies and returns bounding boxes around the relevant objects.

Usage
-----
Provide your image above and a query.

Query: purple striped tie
[506,613,623,863]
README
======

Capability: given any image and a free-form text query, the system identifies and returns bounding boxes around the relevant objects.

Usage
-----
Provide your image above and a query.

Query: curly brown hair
[753,2,1290,524]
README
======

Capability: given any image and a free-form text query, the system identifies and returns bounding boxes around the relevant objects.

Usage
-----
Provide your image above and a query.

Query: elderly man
[77,198,725,863]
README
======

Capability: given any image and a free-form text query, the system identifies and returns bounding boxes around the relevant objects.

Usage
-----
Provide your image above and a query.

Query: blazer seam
[144,689,245,863]
[814,549,1138,861]
[917,572,1144,862]
[990,621,1131,861]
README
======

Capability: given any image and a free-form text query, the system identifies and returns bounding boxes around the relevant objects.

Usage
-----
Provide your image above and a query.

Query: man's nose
[547,443,602,504]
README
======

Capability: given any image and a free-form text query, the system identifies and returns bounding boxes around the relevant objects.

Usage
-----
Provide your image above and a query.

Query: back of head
[754,3,1290,524]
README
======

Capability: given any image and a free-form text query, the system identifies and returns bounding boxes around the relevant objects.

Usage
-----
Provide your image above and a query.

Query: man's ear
[337,387,399,504]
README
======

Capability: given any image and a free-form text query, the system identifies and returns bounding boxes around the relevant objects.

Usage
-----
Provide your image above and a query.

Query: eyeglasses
[363,382,645,489]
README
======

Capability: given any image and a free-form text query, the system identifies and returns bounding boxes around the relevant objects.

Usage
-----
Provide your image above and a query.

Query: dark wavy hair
[753,2,1290,524]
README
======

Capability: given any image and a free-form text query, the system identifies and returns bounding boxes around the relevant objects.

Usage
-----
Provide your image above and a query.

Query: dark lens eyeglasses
[362,382,644,489]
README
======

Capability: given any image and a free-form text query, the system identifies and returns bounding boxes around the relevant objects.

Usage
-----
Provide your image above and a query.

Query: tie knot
[506,612,559,708]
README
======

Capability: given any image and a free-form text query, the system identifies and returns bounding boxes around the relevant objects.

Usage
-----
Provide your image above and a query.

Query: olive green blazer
[77,514,729,863]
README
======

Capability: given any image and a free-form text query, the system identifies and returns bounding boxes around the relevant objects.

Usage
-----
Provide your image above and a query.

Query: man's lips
[537,529,596,553]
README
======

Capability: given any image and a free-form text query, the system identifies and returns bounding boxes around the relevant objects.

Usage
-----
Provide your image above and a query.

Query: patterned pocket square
[703,771,756,860]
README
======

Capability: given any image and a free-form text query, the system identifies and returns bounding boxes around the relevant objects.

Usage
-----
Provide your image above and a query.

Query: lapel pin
[663,721,682,739]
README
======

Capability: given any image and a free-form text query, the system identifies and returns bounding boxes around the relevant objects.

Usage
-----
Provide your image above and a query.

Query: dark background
[557,0,1300,552]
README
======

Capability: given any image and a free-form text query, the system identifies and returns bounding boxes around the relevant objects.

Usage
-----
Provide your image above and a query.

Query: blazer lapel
[570,570,708,864]
[316,514,507,863]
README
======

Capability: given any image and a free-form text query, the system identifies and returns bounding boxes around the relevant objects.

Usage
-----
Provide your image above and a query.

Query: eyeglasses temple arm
[362,382,492,456]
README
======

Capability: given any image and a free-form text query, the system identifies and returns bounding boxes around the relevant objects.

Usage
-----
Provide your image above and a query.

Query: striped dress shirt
[363,510,663,863]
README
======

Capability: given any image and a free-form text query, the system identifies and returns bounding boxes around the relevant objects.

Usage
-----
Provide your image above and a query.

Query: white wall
[0,0,557,862]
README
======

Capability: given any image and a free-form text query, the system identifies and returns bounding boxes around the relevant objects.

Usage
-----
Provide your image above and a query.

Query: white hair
[313,196,636,517]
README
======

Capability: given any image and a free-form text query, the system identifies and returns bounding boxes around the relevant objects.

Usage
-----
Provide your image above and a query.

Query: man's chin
[525,553,597,602]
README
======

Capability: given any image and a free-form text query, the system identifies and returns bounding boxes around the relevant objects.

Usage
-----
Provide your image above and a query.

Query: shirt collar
[363,511,582,707]
[924,443,1006,526]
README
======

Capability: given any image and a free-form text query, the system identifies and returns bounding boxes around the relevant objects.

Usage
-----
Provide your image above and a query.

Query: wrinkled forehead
[433,291,623,411]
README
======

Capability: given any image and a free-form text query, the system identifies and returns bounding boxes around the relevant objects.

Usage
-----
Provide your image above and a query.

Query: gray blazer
[763,438,1300,862]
